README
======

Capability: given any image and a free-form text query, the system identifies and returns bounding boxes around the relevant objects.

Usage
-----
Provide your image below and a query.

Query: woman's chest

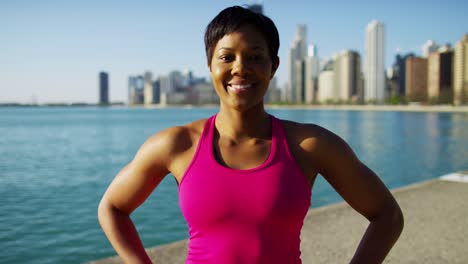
[179,160,311,229]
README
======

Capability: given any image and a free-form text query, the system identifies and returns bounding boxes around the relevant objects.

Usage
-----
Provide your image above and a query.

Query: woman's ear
[271,56,280,78]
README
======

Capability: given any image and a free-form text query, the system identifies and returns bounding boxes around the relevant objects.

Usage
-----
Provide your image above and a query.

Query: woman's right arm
[97,127,189,263]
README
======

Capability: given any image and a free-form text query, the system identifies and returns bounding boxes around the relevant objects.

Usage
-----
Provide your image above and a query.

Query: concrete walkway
[91,173,468,263]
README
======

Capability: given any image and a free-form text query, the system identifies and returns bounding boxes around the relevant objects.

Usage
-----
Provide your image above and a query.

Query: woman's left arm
[305,126,404,263]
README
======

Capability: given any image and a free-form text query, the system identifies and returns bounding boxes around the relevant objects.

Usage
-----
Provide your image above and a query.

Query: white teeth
[230,84,252,89]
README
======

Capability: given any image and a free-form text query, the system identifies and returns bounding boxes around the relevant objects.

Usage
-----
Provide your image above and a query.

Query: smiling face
[209,24,279,112]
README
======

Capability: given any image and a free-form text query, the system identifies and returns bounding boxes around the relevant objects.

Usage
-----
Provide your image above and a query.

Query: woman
[98,6,403,264]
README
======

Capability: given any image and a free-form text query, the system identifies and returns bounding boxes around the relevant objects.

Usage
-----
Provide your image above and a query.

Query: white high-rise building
[143,71,153,105]
[318,70,336,103]
[335,50,362,102]
[295,24,307,58]
[422,40,439,58]
[159,74,171,106]
[365,20,385,102]
[288,24,307,103]
[453,34,468,105]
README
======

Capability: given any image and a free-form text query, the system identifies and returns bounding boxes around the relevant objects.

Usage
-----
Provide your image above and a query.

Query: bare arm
[304,125,404,263]
[97,127,189,263]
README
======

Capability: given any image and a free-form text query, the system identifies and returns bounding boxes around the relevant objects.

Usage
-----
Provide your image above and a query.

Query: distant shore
[265,104,468,113]
[1,103,467,113]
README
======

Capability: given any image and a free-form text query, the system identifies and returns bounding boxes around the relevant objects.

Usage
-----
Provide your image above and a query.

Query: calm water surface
[0,107,467,263]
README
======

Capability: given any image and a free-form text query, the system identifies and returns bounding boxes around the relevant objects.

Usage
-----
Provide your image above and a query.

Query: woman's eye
[249,54,264,62]
[219,55,233,62]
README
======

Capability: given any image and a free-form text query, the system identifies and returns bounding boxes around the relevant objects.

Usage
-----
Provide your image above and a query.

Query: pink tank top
[179,114,311,264]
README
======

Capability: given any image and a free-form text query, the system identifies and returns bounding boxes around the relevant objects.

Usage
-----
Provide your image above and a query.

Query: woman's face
[209,24,278,112]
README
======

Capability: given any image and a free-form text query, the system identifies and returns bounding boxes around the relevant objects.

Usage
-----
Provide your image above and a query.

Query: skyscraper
[392,53,415,97]
[318,70,335,103]
[406,57,428,102]
[335,50,362,102]
[128,76,137,105]
[453,34,468,105]
[305,44,320,103]
[288,24,307,103]
[128,75,144,105]
[99,72,109,105]
[422,40,439,58]
[143,71,154,105]
[428,49,453,103]
[295,60,305,103]
[152,79,161,105]
[365,20,385,103]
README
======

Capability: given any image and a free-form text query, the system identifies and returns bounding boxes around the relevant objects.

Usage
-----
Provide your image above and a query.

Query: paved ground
[91,174,468,264]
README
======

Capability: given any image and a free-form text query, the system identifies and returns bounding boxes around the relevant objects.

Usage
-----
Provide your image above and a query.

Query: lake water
[1,107,467,263]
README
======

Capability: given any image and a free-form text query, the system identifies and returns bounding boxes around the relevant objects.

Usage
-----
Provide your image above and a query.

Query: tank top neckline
[207,113,277,173]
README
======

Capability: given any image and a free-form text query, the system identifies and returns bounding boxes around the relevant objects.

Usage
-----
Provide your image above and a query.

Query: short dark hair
[204,6,280,66]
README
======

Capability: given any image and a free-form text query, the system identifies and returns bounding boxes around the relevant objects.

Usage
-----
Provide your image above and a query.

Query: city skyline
[1,0,467,103]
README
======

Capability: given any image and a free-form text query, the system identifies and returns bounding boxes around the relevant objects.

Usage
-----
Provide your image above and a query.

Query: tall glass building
[365,20,385,103]
[99,72,109,105]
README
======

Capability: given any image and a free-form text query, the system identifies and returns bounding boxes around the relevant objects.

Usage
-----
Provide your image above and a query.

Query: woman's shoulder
[279,119,332,139]
[278,118,356,174]
[137,118,209,160]
[150,118,208,147]
[278,118,346,152]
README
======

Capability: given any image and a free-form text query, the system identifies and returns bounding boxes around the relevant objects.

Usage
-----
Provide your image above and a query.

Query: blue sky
[1,0,466,103]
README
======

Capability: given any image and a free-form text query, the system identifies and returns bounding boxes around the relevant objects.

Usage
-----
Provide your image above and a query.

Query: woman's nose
[231,58,251,76]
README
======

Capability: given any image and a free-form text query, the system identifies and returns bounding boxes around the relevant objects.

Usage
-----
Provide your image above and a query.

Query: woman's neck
[216,104,271,141]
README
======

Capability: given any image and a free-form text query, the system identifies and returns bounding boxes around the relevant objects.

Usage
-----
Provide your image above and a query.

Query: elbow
[97,197,116,228]
[371,200,404,238]
[97,197,130,227]
[393,204,404,236]
[385,201,404,239]
[97,198,108,226]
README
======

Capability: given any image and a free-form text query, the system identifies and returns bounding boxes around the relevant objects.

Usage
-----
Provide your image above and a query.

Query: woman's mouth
[227,83,253,94]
